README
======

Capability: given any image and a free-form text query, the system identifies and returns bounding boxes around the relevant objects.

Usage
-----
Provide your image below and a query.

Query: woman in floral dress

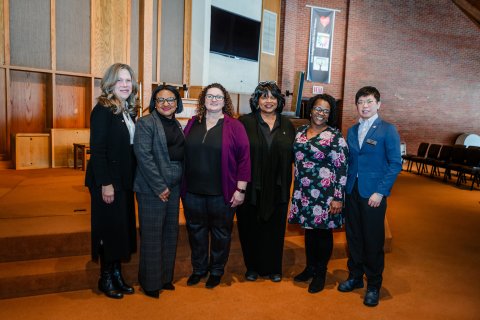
[288,94,348,294]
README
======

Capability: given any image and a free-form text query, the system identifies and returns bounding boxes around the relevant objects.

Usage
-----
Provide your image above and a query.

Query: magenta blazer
[182,114,251,204]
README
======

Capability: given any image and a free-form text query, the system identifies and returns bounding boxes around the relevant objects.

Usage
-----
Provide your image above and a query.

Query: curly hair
[307,93,338,127]
[97,63,140,117]
[249,81,285,113]
[196,83,235,122]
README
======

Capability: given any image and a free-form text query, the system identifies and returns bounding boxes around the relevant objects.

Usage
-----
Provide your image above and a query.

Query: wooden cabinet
[11,134,50,170]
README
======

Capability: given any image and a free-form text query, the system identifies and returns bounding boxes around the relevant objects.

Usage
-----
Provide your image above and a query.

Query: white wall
[190,0,262,95]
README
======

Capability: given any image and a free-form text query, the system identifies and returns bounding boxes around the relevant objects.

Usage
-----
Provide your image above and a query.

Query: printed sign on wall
[307,7,336,83]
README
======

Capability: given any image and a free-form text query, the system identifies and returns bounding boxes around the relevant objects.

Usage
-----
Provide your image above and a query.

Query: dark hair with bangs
[148,85,184,114]
[355,86,381,104]
[249,81,285,113]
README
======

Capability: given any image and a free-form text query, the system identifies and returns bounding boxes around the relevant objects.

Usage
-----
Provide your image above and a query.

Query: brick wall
[280,0,480,154]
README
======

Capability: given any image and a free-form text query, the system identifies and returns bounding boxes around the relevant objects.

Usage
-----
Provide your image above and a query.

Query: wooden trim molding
[183,0,192,86]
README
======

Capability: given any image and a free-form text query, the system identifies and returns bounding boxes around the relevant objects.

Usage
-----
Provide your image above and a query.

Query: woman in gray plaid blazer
[133,85,185,298]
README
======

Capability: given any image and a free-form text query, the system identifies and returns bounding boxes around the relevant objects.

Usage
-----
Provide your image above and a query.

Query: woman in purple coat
[182,83,251,289]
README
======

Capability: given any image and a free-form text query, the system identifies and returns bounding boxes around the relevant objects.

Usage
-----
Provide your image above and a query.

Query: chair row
[402,142,480,190]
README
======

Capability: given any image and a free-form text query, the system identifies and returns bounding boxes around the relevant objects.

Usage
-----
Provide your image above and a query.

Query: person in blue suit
[337,86,402,307]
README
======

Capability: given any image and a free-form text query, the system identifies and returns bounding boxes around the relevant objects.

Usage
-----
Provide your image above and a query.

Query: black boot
[308,271,326,294]
[112,262,135,294]
[98,260,123,299]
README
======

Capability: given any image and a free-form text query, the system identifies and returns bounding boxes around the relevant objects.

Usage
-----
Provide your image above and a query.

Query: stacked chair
[403,142,479,191]
[443,145,467,182]
[417,144,442,175]
[402,142,429,172]
[445,147,480,190]
[429,145,453,177]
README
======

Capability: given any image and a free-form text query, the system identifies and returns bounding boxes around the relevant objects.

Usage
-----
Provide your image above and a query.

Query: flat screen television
[210,6,261,62]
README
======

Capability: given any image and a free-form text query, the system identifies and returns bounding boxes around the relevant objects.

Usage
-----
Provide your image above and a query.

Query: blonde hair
[196,83,235,122]
[97,63,140,116]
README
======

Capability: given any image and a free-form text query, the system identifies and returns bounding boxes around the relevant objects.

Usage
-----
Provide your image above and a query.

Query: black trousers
[304,228,333,274]
[183,192,235,276]
[236,201,288,276]
[345,181,387,290]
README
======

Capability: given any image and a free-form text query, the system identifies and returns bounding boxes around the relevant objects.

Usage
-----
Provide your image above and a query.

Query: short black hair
[307,94,338,127]
[249,81,285,113]
[355,86,380,104]
[148,85,184,113]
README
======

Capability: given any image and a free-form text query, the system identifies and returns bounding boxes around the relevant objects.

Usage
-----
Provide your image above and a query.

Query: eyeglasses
[155,97,176,104]
[205,94,225,101]
[312,107,330,115]
[356,100,376,106]
[258,80,277,86]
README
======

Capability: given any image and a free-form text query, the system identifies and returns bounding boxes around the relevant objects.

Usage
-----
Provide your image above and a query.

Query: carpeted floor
[0,170,479,320]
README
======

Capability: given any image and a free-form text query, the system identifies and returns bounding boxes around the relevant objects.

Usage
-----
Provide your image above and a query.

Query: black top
[238,113,295,221]
[156,110,185,161]
[185,118,224,195]
[256,112,280,149]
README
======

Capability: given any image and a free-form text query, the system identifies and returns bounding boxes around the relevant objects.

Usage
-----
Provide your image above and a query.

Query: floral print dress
[288,125,349,229]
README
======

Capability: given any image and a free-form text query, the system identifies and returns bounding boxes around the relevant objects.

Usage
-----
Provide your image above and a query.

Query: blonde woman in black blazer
[134,85,185,298]
[85,63,139,299]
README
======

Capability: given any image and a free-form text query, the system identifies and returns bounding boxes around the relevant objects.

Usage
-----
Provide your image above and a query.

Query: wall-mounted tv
[210,6,261,62]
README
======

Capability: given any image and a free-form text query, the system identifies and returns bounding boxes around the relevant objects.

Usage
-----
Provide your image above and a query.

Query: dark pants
[345,181,387,290]
[183,192,235,276]
[236,201,288,276]
[305,228,333,274]
[137,185,180,291]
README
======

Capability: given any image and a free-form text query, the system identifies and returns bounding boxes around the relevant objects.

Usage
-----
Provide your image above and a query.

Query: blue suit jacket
[346,117,402,198]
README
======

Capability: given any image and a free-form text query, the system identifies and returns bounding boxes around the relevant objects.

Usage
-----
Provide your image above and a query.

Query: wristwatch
[236,187,246,194]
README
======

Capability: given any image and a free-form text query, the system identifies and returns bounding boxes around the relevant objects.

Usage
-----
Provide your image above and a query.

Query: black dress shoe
[205,275,222,289]
[162,282,175,290]
[338,278,364,292]
[308,274,326,294]
[364,288,380,307]
[187,273,207,286]
[294,267,315,282]
[269,274,282,282]
[142,288,160,299]
[245,271,259,281]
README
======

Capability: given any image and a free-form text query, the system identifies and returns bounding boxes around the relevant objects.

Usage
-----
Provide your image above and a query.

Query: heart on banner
[320,16,330,27]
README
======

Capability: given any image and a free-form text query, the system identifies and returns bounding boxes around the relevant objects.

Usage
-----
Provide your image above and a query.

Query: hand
[102,184,115,204]
[159,188,171,202]
[230,191,245,207]
[329,200,342,214]
[368,193,383,208]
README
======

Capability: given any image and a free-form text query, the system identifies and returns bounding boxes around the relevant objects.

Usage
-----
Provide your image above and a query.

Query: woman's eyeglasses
[205,94,225,101]
[155,97,176,104]
[312,107,330,115]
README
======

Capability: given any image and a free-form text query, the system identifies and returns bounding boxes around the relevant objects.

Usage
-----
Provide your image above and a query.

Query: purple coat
[182,114,251,204]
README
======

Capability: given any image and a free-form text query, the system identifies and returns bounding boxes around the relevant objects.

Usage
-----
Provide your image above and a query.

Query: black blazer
[85,103,135,191]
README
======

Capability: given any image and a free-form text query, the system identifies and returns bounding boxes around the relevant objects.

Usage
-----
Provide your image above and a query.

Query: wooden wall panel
[259,0,281,82]
[92,0,129,77]
[159,0,184,85]
[151,0,158,82]
[55,75,88,128]
[130,0,140,75]
[10,71,48,134]
[9,0,51,69]
[56,0,90,73]
[0,70,6,155]
[0,0,4,65]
